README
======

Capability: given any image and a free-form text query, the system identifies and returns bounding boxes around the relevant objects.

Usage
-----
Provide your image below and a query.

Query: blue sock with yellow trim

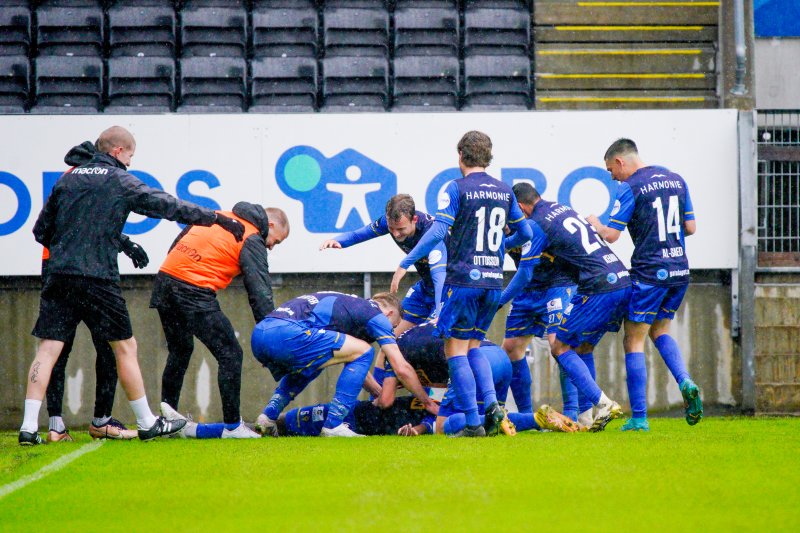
[324,348,374,429]
[577,352,596,415]
[510,358,533,413]
[448,355,480,427]
[654,334,690,385]
[557,350,602,405]
[468,347,498,407]
[560,366,579,421]
[264,373,312,420]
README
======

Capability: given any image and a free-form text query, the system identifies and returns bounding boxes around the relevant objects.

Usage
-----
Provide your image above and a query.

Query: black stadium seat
[463,54,530,110]
[252,6,318,58]
[180,6,247,57]
[394,6,459,57]
[393,55,459,111]
[322,56,388,112]
[251,56,318,113]
[108,4,176,58]
[178,56,246,113]
[464,6,531,57]
[0,6,31,57]
[32,56,103,113]
[107,56,175,112]
[0,55,29,113]
[323,6,389,58]
[36,4,104,57]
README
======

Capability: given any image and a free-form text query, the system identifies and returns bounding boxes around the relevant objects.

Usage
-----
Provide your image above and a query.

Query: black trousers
[158,306,243,425]
[46,329,118,419]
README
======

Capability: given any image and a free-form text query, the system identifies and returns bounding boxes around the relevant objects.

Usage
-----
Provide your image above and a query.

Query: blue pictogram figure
[276,146,397,233]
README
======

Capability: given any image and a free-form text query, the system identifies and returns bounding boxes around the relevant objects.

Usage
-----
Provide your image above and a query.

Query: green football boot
[680,378,703,426]
[620,417,650,432]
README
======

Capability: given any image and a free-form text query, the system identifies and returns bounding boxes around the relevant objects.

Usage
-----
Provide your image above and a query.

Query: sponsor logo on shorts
[311,406,325,422]
[546,298,563,313]
[657,268,669,281]
[607,273,618,284]
[469,268,481,281]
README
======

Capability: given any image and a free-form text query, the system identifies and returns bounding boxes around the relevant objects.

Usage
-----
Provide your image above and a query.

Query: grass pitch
[1,417,798,532]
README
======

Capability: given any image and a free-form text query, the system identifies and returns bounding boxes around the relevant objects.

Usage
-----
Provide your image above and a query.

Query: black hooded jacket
[34,151,218,281]
[150,201,276,322]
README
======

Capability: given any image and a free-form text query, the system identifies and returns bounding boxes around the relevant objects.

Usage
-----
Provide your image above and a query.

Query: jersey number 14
[652,195,681,242]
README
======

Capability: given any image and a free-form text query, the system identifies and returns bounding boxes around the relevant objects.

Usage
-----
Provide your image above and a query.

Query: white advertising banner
[0,109,739,275]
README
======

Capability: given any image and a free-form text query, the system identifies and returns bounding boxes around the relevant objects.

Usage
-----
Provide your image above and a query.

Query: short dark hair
[457,131,493,168]
[372,291,402,317]
[604,138,638,161]
[512,182,540,205]
[385,194,415,223]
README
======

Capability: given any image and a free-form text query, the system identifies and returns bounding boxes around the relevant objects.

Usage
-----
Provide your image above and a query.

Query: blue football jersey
[268,292,396,346]
[436,172,525,289]
[368,211,445,293]
[607,166,694,285]
[527,200,631,294]
[507,219,576,292]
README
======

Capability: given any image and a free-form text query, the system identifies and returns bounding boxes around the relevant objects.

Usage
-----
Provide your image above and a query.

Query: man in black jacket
[19,125,246,446]
[152,202,289,438]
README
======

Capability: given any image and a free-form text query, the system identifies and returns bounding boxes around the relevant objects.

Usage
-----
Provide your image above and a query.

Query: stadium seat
[108,5,176,58]
[180,7,247,57]
[32,56,102,114]
[463,0,531,8]
[250,56,318,113]
[0,6,31,57]
[178,56,246,113]
[182,1,246,7]
[36,4,104,57]
[252,6,318,58]
[0,55,29,113]
[38,1,103,6]
[322,56,388,112]
[394,6,459,57]
[252,0,316,7]
[107,1,175,6]
[463,54,531,110]
[392,55,459,111]
[323,6,389,58]
[464,7,531,57]
[107,56,175,112]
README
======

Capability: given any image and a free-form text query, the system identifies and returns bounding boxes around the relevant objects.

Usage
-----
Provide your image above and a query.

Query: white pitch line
[0,440,105,500]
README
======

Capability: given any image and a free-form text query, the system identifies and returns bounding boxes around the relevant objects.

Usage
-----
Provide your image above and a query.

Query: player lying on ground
[250,291,438,437]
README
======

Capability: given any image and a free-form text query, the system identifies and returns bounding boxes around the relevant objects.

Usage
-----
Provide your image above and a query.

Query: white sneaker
[222,421,261,439]
[591,398,623,433]
[320,423,365,437]
[255,413,279,437]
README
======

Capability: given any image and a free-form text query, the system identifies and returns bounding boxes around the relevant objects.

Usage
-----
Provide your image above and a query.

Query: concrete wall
[755,284,800,414]
[755,38,800,109]
[0,274,737,429]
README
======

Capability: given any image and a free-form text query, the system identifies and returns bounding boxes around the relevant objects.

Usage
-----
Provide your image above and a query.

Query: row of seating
[1,2,531,59]
[1,54,531,113]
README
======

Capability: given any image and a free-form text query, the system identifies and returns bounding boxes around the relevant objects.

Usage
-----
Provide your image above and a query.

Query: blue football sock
[468,347,498,407]
[224,421,240,431]
[559,366,579,421]
[510,358,533,413]
[625,352,648,419]
[264,373,313,420]
[196,423,225,439]
[558,350,602,405]
[443,413,466,435]
[507,412,541,432]
[324,348,374,429]
[577,352,596,414]
[370,366,386,401]
[448,355,480,427]
[653,334,690,385]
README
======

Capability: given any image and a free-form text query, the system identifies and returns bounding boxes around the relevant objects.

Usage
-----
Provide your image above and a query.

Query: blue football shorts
[436,285,501,340]
[628,281,688,324]
[555,286,632,348]
[505,285,575,339]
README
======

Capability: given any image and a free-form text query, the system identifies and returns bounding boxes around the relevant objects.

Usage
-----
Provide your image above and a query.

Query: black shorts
[32,274,133,342]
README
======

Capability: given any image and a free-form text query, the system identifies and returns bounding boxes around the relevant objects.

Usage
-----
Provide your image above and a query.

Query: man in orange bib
[151,203,289,438]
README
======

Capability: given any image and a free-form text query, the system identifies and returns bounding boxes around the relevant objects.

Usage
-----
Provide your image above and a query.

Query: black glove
[215,213,245,242]
[121,239,149,269]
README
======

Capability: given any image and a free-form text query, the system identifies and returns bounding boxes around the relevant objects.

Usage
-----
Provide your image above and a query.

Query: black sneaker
[484,402,506,436]
[449,425,486,438]
[138,416,187,441]
[19,430,42,446]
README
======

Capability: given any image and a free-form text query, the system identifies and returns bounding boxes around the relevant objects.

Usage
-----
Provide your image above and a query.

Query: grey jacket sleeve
[239,235,275,322]
[120,172,217,227]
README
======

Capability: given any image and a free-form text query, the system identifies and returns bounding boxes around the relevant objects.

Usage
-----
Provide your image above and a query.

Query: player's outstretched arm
[382,344,439,415]
[320,219,387,250]
[391,221,448,292]
[319,239,343,250]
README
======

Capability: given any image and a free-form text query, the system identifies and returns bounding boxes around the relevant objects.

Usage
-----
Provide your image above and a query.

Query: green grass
[1,418,799,532]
